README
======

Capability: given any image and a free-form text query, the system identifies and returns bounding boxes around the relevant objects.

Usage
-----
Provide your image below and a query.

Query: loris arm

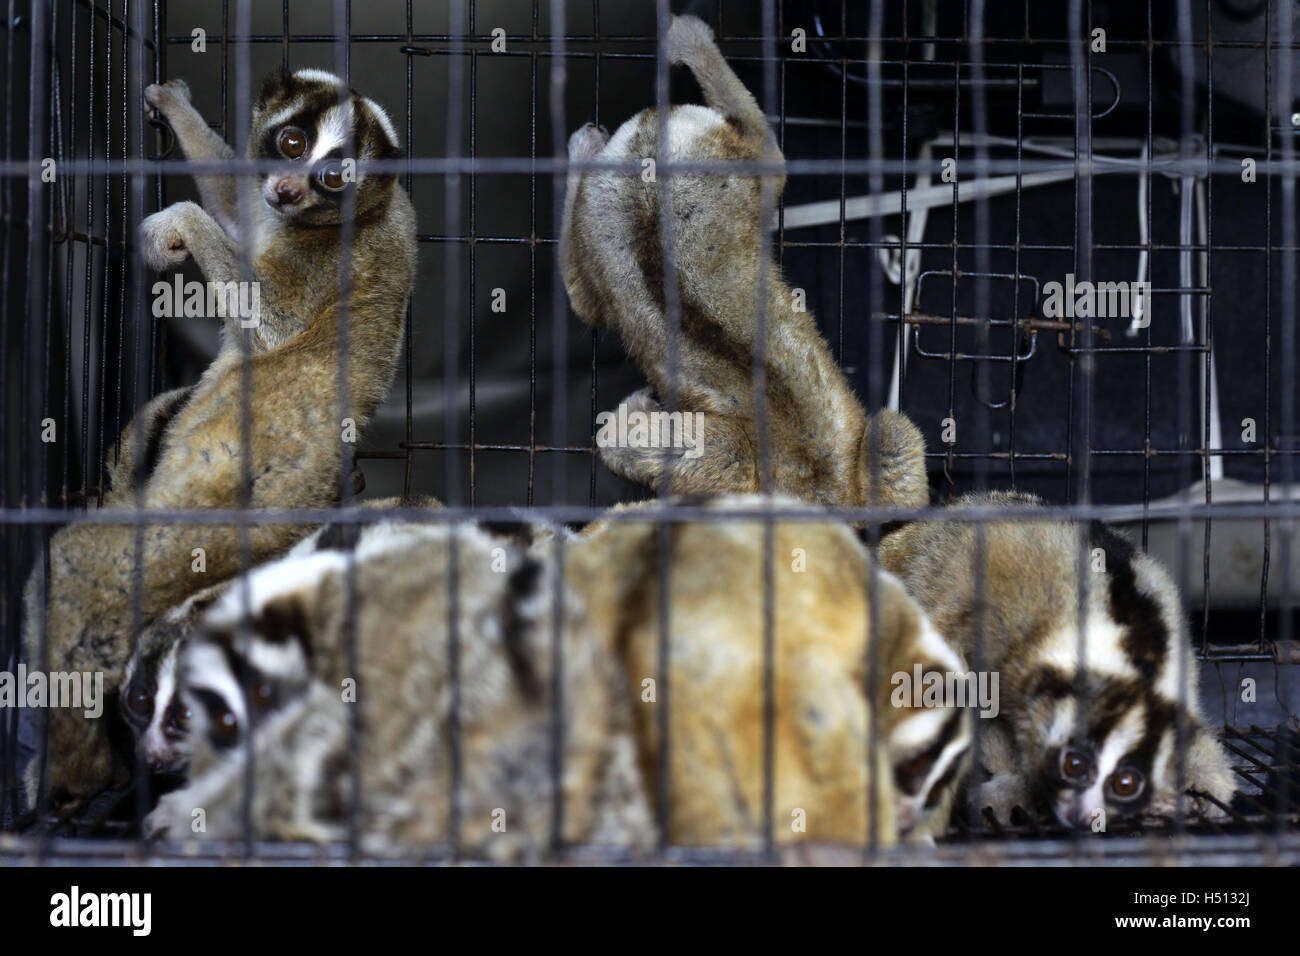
[139,200,255,339]
[145,79,240,235]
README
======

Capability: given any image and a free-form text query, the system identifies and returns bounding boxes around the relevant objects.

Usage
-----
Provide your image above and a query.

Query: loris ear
[254,68,292,112]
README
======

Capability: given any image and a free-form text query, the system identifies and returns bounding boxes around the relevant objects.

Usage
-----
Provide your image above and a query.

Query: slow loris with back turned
[560,15,928,513]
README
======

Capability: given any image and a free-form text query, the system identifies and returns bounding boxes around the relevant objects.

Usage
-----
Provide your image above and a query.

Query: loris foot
[568,122,610,160]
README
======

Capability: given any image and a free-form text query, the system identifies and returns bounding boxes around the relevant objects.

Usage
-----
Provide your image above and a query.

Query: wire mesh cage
[1,0,1298,865]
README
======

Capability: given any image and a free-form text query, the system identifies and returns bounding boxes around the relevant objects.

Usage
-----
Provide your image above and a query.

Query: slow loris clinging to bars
[23,70,416,807]
[560,15,929,514]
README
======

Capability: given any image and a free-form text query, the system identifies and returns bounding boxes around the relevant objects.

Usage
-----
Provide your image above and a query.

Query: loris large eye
[1107,769,1145,801]
[166,701,191,734]
[193,689,239,748]
[1059,747,1093,783]
[316,161,346,191]
[124,686,152,720]
[208,705,238,747]
[278,127,307,158]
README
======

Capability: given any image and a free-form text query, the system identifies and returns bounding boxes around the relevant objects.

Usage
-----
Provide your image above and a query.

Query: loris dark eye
[211,707,238,746]
[166,702,191,733]
[316,161,346,191]
[125,686,152,719]
[252,680,275,711]
[278,127,307,159]
[193,689,239,748]
[1059,747,1093,783]
[1107,769,1144,801]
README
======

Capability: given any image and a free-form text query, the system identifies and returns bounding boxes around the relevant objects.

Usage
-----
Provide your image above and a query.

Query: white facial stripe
[1038,617,1137,680]
[185,642,248,731]
[309,103,354,163]
[1095,704,1146,782]
[1045,697,1076,747]
[1152,726,1176,795]
[262,104,305,136]
[891,707,952,753]
[142,650,178,744]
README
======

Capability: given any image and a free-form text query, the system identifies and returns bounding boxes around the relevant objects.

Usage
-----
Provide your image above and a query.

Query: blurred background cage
[1,0,1298,863]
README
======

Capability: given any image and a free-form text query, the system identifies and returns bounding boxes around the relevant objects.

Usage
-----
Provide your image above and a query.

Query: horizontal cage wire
[0,0,1296,865]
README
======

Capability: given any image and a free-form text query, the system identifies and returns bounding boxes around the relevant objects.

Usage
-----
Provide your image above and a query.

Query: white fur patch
[293,68,346,87]
[142,650,177,743]
[1037,616,1137,680]
[184,641,250,731]
[261,104,307,135]
[363,96,399,148]
[310,103,354,162]
[663,104,727,160]
[916,614,964,675]
[1055,704,1147,825]
[207,550,347,630]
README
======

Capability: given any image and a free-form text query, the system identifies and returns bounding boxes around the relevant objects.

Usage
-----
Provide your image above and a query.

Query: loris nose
[274,178,303,206]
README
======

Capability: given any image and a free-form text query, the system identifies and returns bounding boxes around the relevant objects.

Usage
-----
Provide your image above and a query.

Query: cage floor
[3,725,1295,866]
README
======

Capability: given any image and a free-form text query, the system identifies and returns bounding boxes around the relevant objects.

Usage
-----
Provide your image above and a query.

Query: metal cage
[1,0,1298,865]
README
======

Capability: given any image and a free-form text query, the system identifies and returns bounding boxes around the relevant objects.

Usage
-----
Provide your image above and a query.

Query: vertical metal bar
[1067,0,1093,855]
[651,0,679,856]
[864,0,885,855]
[403,0,413,496]
[466,41,477,505]
[1170,0,1197,832]
[1259,0,1274,655]
[443,0,468,861]
[82,1,96,504]
[587,0,599,506]
[25,0,52,844]
[129,0,154,843]
[0,0,18,826]
[968,0,993,844]
[526,8,537,506]
[547,0,569,857]
[1200,0,1215,656]
[332,0,361,862]
[945,52,959,501]
[1273,0,1297,835]
[756,0,779,863]
[233,0,256,858]
[150,0,164,398]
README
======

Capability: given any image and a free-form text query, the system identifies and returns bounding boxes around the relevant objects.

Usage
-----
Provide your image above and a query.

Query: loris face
[1018,530,1235,828]
[121,638,192,776]
[251,68,400,226]
[1020,665,1231,828]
